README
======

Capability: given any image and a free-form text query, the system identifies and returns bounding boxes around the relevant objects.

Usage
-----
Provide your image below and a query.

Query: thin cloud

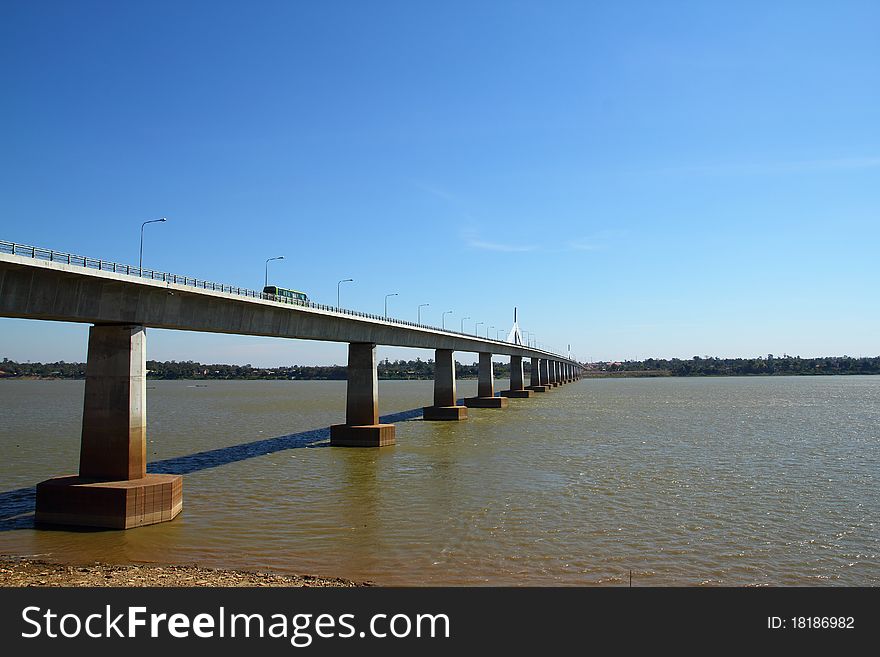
[461,229,536,252]
[463,230,623,253]
[412,181,461,203]
[466,237,536,252]
[647,156,880,177]
[567,240,603,252]
[565,229,627,252]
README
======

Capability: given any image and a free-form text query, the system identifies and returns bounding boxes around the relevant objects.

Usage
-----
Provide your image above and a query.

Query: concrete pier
[526,356,548,392]
[501,354,533,398]
[541,358,553,388]
[464,352,508,408]
[35,324,183,529]
[331,342,395,446]
[423,348,468,420]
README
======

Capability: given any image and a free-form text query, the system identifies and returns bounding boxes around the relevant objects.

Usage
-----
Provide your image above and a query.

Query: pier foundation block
[500,389,534,398]
[423,405,468,420]
[330,423,396,447]
[463,396,509,408]
[35,473,182,529]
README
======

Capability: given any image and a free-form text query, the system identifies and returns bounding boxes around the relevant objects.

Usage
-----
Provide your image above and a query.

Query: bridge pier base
[330,424,396,447]
[501,355,533,398]
[36,474,182,529]
[423,405,468,420]
[35,324,182,529]
[464,352,509,409]
[464,396,508,408]
[501,389,534,398]
[423,348,468,421]
[331,342,395,447]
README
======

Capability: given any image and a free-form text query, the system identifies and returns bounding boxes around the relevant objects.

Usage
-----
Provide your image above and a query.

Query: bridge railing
[1,240,565,358]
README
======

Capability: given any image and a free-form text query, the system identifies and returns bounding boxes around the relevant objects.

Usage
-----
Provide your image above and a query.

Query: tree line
[600,355,880,376]
[0,357,512,380]
[5,355,880,380]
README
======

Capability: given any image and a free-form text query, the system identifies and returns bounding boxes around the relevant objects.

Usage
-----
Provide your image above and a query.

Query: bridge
[0,240,584,530]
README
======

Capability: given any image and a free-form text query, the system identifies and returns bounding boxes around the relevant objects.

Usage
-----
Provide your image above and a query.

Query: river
[1,376,877,585]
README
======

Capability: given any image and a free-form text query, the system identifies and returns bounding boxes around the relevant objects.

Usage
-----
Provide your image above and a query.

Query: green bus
[263,285,309,303]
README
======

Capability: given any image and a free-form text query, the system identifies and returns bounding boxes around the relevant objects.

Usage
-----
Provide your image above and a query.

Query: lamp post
[487,325,494,339]
[139,217,167,271]
[461,316,470,333]
[337,278,353,309]
[442,310,453,330]
[384,293,398,318]
[418,303,430,324]
[497,329,504,340]
[264,256,285,289]
[475,322,483,336]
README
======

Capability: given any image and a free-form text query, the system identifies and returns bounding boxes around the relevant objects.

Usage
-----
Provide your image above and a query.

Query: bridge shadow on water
[0,406,425,532]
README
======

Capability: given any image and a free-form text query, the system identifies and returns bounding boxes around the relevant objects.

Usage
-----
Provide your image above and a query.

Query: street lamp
[384,293,398,318]
[461,316,470,333]
[139,217,167,271]
[442,310,453,330]
[487,325,494,339]
[418,303,430,324]
[264,256,285,289]
[475,321,483,336]
[497,329,504,340]
[337,278,353,308]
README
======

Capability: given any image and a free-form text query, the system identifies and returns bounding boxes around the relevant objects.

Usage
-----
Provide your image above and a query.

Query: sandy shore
[0,556,368,587]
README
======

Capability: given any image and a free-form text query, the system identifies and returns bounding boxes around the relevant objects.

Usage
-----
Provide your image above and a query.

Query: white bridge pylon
[505,307,523,345]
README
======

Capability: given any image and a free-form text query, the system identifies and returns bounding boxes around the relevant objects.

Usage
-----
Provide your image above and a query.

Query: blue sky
[2,0,878,366]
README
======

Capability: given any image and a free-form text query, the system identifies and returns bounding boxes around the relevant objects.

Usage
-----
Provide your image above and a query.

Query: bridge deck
[0,244,575,362]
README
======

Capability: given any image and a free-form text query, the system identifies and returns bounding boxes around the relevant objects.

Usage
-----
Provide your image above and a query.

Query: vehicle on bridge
[263,285,309,303]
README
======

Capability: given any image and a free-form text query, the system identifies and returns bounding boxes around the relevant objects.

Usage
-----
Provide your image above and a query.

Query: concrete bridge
[0,241,584,529]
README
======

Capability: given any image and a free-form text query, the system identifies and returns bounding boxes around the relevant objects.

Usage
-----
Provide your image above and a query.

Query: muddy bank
[0,556,368,587]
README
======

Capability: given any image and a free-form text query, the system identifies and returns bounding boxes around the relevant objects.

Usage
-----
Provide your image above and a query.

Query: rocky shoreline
[0,556,368,587]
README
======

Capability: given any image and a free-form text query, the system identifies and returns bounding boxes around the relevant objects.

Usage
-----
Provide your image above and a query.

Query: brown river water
[0,377,877,585]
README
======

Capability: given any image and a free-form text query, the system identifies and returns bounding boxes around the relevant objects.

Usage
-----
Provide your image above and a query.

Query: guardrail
[0,239,566,359]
